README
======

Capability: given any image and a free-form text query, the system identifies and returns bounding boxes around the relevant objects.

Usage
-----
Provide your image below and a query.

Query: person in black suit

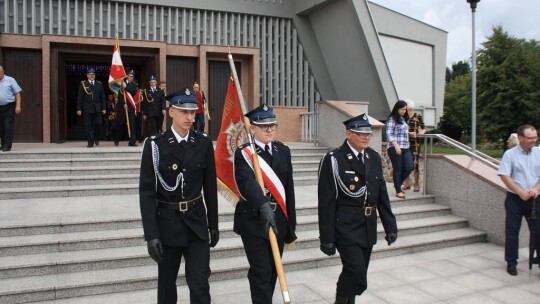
[233,103,297,304]
[141,75,166,136]
[139,88,219,304]
[318,114,398,304]
[76,67,106,148]
[115,70,138,146]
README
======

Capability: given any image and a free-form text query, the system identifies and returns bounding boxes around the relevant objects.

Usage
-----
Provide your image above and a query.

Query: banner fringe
[217,179,239,207]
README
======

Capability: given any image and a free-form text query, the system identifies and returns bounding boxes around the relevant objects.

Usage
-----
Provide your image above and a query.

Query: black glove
[147,239,163,263]
[320,243,336,256]
[385,233,398,245]
[209,229,219,248]
[259,201,278,236]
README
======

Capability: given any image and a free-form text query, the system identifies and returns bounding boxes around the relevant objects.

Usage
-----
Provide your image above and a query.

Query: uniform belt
[337,205,377,216]
[158,194,202,213]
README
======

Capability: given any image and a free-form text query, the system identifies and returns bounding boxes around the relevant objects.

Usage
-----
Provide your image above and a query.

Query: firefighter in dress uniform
[141,75,166,136]
[76,67,106,148]
[139,88,219,304]
[115,70,138,146]
[233,103,297,304]
[318,114,398,304]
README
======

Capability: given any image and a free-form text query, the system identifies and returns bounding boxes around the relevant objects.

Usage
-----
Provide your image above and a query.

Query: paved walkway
[209,243,540,304]
[2,185,539,303]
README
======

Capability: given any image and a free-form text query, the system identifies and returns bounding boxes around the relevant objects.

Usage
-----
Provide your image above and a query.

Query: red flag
[215,76,249,204]
[108,37,127,94]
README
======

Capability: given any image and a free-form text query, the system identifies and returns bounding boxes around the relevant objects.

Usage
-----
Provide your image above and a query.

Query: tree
[476,26,540,142]
[439,61,472,140]
[439,73,471,140]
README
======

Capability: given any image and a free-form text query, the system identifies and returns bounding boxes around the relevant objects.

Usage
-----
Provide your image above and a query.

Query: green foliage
[476,26,540,142]
[441,26,540,145]
[449,61,471,80]
[439,73,471,140]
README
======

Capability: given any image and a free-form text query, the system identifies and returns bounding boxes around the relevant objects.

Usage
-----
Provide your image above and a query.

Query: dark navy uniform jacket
[233,141,296,242]
[139,129,218,247]
[77,80,106,114]
[118,80,139,113]
[141,88,166,117]
[318,140,397,247]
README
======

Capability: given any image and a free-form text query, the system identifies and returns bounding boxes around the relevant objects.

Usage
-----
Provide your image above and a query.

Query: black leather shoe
[507,263,517,276]
[114,141,119,146]
[2,147,11,152]
[128,143,138,147]
[94,140,100,146]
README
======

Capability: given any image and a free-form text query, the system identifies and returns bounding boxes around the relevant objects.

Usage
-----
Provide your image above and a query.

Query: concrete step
[0,174,140,188]
[0,166,140,178]
[0,157,321,170]
[290,153,325,162]
[0,149,143,160]
[0,215,467,280]
[0,173,324,199]
[0,228,486,303]
[0,203,445,257]
[0,184,139,200]
[293,176,318,186]
[0,146,326,160]
[0,158,141,169]
[0,195,434,237]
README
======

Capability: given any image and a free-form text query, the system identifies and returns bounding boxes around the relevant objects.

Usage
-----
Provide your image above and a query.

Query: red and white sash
[124,89,141,110]
[241,146,288,219]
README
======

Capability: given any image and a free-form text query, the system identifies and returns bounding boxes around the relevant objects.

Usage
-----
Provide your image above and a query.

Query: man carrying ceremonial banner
[214,53,296,304]
[107,37,139,146]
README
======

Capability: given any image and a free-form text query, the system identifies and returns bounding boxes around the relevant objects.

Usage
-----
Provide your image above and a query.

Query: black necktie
[358,152,364,164]
[90,81,94,85]
[265,144,272,159]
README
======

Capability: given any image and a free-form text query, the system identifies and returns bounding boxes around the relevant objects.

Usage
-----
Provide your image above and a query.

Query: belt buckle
[270,202,277,211]
[364,206,373,216]
[179,202,189,212]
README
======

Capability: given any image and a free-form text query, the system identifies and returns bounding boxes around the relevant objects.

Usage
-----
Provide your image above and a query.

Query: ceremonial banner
[215,76,249,204]
[108,37,126,94]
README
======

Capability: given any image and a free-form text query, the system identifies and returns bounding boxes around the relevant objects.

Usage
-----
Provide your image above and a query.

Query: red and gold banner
[215,76,249,204]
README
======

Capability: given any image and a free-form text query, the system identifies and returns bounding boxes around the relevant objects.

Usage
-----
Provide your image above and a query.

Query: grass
[420,145,504,158]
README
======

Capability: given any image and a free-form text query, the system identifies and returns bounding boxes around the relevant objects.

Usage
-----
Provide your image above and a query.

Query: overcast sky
[369,0,540,68]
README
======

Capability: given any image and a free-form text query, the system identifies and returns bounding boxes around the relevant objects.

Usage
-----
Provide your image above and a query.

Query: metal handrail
[419,133,500,194]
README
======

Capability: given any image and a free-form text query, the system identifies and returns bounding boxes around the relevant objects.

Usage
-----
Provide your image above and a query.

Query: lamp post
[467,0,480,155]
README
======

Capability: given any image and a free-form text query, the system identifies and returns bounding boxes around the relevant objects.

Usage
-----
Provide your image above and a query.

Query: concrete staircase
[0,194,487,303]
[0,144,329,200]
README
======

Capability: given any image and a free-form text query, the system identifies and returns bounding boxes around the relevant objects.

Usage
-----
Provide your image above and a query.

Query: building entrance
[50,43,159,143]
[65,64,111,141]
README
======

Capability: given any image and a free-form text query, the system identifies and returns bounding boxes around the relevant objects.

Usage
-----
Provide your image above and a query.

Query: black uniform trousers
[115,110,136,145]
[336,244,373,297]
[0,102,15,149]
[240,234,285,304]
[135,112,143,142]
[158,238,210,304]
[83,111,102,145]
[504,192,540,264]
[148,115,163,136]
